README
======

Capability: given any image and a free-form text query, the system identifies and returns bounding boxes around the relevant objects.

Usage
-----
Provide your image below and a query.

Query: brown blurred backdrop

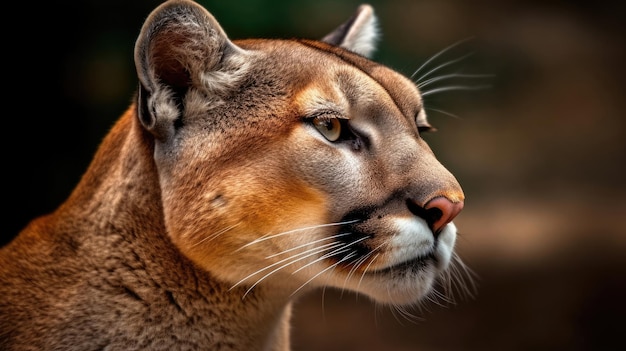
[4,0,625,350]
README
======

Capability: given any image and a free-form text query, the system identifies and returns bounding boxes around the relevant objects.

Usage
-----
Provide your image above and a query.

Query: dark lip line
[368,250,437,275]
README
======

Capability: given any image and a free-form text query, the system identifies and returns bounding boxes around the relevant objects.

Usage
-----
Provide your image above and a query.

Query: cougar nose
[424,197,464,233]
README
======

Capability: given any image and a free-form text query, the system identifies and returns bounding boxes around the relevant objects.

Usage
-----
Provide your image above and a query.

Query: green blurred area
[5,0,625,350]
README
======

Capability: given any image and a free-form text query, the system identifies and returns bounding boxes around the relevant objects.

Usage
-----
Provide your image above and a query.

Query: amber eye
[312,116,342,142]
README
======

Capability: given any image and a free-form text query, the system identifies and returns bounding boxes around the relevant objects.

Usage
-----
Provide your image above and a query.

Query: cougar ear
[134,0,247,141]
[321,4,379,58]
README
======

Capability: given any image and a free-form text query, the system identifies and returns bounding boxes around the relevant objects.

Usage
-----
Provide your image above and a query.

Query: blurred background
[4,0,625,350]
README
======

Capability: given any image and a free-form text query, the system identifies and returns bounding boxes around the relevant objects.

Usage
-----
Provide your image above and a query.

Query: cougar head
[135,0,465,305]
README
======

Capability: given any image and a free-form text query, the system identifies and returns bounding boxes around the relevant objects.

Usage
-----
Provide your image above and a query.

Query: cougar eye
[312,116,342,142]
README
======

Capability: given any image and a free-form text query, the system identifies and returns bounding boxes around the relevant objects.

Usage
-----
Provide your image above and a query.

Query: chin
[335,222,458,306]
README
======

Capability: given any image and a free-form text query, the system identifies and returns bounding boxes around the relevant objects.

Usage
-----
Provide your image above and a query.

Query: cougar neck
[54,104,295,349]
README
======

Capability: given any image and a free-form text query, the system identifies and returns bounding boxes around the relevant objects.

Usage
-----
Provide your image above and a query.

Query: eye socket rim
[311,116,342,142]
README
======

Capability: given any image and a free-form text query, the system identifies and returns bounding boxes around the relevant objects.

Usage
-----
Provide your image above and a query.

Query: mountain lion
[0,0,467,350]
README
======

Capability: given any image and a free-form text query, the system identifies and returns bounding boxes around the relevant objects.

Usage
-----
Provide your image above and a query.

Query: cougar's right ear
[321,4,379,58]
[134,0,248,141]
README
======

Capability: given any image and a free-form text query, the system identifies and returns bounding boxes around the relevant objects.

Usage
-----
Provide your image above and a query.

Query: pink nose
[424,196,464,233]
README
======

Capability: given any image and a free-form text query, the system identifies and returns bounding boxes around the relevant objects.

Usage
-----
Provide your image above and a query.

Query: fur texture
[0,1,465,350]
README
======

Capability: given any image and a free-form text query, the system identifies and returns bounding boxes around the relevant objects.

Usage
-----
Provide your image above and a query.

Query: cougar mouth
[369,250,437,275]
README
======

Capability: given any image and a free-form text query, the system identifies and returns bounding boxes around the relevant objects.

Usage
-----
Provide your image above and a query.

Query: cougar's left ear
[134,0,249,141]
[321,4,379,58]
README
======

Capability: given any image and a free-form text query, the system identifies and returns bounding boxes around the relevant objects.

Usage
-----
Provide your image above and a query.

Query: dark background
[4,0,625,350]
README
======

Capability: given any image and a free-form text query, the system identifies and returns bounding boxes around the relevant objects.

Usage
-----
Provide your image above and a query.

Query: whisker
[415,52,474,84]
[373,301,384,330]
[449,267,470,300]
[451,254,479,299]
[418,294,434,314]
[421,84,492,97]
[418,73,495,89]
[442,268,455,303]
[394,304,423,324]
[340,252,373,298]
[233,232,368,299]
[357,252,380,291]
[410,36,475,80]
[265,232,352,259]
[239,243,345,299]
[434,253,479,305]
[412,297,426,316]
[191,222,240,248]
[345,242,383,283]
[429,286,453,306]
[230,241,343,293]
[321,285,328,323]
[425,107,462,119]
[292,236,370,274]
[386,291,413,326]
[344,254,370,282]
[350,242,385,296]
[287,235,371,296]
[387,304,403,325]
[236,220,359,251]
[290,252,358,297]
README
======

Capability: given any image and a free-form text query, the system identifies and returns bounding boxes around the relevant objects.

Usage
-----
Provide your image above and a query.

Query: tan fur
[0,1,465,350]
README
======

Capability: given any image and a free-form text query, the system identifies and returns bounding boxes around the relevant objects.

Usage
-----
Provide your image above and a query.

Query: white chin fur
[343,218,458,305]
[436,221,458,269]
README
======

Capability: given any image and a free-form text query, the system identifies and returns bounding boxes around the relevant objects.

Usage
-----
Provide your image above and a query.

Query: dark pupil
[323,120,334,131]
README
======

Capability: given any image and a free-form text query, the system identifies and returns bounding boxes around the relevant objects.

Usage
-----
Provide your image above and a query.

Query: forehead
[236,38,423,119]
[301,40,423,117]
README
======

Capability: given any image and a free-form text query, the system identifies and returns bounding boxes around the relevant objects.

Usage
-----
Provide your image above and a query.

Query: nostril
[424,207,444,228]
[424,197,464,233]
[406,200,444,232]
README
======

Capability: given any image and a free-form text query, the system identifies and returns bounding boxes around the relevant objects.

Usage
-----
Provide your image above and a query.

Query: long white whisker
[449,266,468,301]
[440,253,478,303]
[349,242,385,294]
[416,52,474,84]
[421,84,491,97]
[239,242,346,299]
[236,220,359,251]
[386,288,408,326]
[322,286,328,321]
[429,286,453,306]
[292,236,370,274]
[357,252,380,291]
[418,73,495,89]
[230,241,342,292]
[410,36,475,80]
[290,252,358,297]
[265,232,352,259]
[344,253,371,285]
[233,230,368,299]
[442,268,455,303]
[393,304,422,323]
[451,254,479,299]
[340,252,372,298]
[191,223,241,248]
[426,107,462,119]
[284,235,370,298]
[345,242,382,281]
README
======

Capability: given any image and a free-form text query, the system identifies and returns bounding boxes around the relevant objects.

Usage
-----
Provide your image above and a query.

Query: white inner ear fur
[341,5,380,58]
